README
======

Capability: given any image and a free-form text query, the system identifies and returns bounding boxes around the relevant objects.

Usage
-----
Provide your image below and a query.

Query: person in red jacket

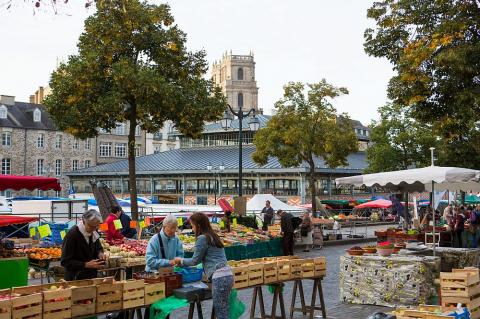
[105,205,124,243]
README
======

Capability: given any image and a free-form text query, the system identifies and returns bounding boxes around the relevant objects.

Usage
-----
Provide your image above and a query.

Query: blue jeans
[212,275,234,319]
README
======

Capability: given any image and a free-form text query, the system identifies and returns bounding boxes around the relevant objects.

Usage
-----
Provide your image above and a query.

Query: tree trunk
[309,162,317,217]
[128,103,139,220]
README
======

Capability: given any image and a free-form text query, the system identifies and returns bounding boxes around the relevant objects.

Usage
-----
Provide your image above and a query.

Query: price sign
[177,217,183,226]
[219,220,225,228]
[38,224,52,238]
[139,220,146,229]
[145,218,151,226]
[99,223,108,231]
[232,218,238,228]
[113,219,123,230]
[29,227,36,238]
[60,230,66,240]
[130,221,138,228]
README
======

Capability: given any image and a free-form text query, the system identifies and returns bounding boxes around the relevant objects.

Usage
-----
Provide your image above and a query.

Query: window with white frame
[85,138,91,150]
[0,190,12,197]
[135,125,141,136]
[55,159,62,176]
[115,123,125,135]
[37,133,44,148]
[115,143,127,158]
[73,138,79,149]
[0,106,7,119]
[1,158,11,174]
[135,144,141,157]
[84,160,91,168]
[37,190,44,197]
[99,128,109,134]
[72,160,79,171]
[154,146,161,154]
[55,135,62,149]
[33,109,41,122]
[1,132,11,147]
[99,142,112,157]
[37,159,44,175]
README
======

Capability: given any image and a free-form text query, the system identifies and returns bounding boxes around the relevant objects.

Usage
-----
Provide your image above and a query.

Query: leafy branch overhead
[253,80,358,214]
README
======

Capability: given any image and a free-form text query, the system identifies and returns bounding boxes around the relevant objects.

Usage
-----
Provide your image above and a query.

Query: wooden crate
[96,279,122,313]
[263,261,278,284]
[11,287,42,319]
[247,263,264,286]
[67,279,96,317]
[301,259,315,278]
[442,294,480,310]
[290,259,303,279]
[314,257,327,277]
[42,285,72,319]
[122,280,145,309]
[145,282,165,305]
[231,263,249,289]
[470,307,480,319]
[0,289,11,319]
[277,259,291,281]
[392,308,455,319]
[441,269,480,297]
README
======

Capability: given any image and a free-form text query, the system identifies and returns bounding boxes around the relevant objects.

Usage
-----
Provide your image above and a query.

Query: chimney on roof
[0,95,15,106]
[38,87,44,104]
[29,95,35,103]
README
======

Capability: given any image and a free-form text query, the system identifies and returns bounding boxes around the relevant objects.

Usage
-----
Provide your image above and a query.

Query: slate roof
[67,145,367,176]
[0,102,57,130]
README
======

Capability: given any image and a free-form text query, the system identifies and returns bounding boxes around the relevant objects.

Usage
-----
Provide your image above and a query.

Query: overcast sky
[0,0,394,125]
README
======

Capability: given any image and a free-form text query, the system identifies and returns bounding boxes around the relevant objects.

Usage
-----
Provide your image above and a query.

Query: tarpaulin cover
[0,215,38,227]
[354,199,393,209]
[0,175,61,191]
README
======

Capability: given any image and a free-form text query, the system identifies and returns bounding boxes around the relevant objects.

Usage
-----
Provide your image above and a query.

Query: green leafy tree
[44,0,226,219]
[252,81,358,215]
[364,0,480,167]
[366,103,438,173]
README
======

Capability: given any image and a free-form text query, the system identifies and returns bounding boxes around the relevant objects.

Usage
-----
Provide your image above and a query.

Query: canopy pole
[432,181,436,257]
[404,192,409,230]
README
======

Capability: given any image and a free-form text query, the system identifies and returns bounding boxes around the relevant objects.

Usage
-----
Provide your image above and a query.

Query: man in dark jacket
[277,209,295,255]
[118,208,137,239]
[261,200,275,231]
[61,209,106,280]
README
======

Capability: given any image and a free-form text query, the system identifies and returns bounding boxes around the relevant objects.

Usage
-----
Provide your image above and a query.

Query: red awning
[0,175,61,191]
[355,199,393,209]
[0,215,39,227]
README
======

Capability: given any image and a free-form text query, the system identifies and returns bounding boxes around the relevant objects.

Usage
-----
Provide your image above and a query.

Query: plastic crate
[175,267,203,283]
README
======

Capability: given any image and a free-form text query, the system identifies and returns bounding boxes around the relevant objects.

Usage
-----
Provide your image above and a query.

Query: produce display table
[184,237,283,260]
[340,254,440,307]
[400,247,480,271]
[0,257,28,289]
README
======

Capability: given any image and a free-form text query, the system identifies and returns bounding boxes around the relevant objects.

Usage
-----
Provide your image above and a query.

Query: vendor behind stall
[61,209,106,280]
[119,210,137,239]
[105,205,124,242]
[145,214,184,271]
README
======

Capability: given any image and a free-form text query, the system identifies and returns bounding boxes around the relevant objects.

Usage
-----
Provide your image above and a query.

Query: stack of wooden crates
[440,268,480,319]
[229,256,326,289]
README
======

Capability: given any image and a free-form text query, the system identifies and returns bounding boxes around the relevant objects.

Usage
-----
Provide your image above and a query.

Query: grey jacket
[182,235,228,279]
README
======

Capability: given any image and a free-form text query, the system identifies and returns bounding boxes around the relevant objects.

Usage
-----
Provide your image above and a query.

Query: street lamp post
[207,162,225,204]
[221,104,260,197]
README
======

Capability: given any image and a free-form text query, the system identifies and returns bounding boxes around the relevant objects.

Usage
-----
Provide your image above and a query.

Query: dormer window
[33,109,41,122]
[0,106,7,119]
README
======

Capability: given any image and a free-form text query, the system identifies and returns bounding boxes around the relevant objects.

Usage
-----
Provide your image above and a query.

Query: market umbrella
[354,199,393,209]
[336,166,480,255]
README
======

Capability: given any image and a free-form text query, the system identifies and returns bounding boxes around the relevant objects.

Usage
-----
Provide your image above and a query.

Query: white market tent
[336,166,480,255]
[247,194,302,212]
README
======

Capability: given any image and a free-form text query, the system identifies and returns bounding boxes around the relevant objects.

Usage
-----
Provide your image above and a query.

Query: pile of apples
[116,240,147,256]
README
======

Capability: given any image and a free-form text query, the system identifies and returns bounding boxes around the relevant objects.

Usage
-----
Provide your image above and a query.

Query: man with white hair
[61,209,106,280]
[145,214,184,271]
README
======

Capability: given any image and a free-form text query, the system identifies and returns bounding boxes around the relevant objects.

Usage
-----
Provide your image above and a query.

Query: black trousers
[282,232,295,256]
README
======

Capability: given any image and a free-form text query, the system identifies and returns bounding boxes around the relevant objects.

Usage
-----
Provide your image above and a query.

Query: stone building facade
[0,94,148,197]
[211,51,259,113]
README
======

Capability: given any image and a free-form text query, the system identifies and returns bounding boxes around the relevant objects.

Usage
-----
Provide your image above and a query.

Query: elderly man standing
[146,214,184,271]
[61,209,106,280]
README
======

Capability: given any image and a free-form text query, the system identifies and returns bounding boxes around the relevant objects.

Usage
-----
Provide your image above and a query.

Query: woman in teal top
[176,212,233,319]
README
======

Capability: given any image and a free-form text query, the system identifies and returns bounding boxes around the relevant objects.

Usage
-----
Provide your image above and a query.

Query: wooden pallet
[145,282,165,305]
[0,289,11,319]
[96,279,122,313]
[248,263,264,286]
[67,279,96,317]
[263,261,278,284]
[122,280,145,309]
